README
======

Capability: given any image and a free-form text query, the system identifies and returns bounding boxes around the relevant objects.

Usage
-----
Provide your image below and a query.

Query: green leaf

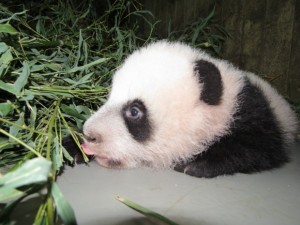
[34,203,48,225]
[0,10,27,24]
[0,136,13,152]
[116,196,180,225]
[45,63,62,71]
[60,104,86,120]
[51,183,77,225]
[0,102,12,116]
[14,61,30,95]
[0,187,24,202]
[68,58,109,73]
[9,112,24,141]
[31,64,45,72]
[0,157,51,190]
[0,47,13,65]
[0,80,18,95]
[191,7,215,45]
[20,89,35,101]
[63,72,94,87]
[0,42,9,53]
[0,61,30,96]
[62,145,74,162]
[0,43,13,77]
[52,137,63,172]
[0,23,19,35]
[76,105,92,117]
[29,104,37,130]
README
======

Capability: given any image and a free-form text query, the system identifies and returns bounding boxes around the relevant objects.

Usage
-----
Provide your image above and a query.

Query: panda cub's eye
[126,106,143,120]
[130,106,140,117]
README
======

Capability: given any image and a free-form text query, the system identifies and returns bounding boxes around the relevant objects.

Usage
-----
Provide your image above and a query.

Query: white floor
[57,143,300,225]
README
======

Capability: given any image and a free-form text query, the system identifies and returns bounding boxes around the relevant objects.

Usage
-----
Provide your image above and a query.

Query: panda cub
[80,41,297,178]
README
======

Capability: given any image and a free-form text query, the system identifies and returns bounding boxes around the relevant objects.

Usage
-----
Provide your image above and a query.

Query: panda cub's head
[82,41,241,169]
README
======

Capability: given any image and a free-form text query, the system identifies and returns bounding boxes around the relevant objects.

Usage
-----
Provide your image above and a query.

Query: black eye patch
[122,99,152,142]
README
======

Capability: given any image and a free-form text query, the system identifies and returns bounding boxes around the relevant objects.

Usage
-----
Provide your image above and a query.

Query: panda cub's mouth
[81,143,94,155]
[81,143,123,168]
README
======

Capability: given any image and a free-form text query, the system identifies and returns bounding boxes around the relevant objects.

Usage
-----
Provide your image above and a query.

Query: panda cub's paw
[174,160,231,178]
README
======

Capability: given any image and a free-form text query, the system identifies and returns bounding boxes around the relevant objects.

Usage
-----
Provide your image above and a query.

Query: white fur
[83,41,297,169]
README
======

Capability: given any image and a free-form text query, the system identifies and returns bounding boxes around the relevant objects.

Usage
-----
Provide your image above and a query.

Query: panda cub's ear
[194,60,223,105]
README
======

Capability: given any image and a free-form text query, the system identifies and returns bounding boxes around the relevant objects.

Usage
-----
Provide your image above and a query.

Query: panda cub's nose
[84,132,102,143]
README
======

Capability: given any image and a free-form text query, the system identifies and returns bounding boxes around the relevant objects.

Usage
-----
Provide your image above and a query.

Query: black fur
[175,79,288,178]
[194,60,223,105]
[62,135,93,164]
[122,99,152,142]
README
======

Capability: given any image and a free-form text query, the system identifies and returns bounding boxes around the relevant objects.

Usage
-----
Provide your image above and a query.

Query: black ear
[194,60,223,105]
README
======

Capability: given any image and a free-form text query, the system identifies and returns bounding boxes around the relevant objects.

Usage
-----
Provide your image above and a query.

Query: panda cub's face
[82,42,228,169]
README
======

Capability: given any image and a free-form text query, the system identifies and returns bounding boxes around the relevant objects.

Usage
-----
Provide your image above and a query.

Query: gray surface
[57,143,300,225]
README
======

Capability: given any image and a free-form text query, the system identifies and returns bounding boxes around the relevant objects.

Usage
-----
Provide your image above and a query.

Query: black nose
[84,133,102,143]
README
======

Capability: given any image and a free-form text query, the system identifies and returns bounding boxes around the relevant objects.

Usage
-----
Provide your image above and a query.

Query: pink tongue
[81,143,94,155]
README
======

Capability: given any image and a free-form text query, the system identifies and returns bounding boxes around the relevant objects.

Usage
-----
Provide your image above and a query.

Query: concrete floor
[57,143,300,225]
[2,143,299,225]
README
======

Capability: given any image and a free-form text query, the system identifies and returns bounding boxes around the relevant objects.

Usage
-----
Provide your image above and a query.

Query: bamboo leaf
[14,61,30,95]
[63,72,94,87]
[0,157,51,190]
[9,112,25,141]
[0,102,12,116]
[68,58,109,73]
[52,137,63,172]
[0,128,42,157]
[116,196,180,225]
[0,61,30,96]
[61,145,74,162]
[0,10,27,24]
[20,89,35,101]
[0,47,13,65]
[0,23,19,35]
[34,201,48,225]
[60,104,86,120]
[0,80,18,95]
[0,187,24,202]
[0,42,9,53]
[51,183,77,225]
